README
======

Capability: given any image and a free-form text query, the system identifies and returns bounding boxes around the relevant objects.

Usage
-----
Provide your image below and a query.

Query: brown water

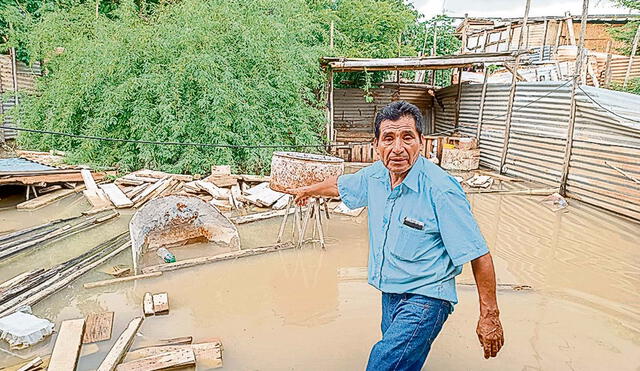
[0,192,639,370]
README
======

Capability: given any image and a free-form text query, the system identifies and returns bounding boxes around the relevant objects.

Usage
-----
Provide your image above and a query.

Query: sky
[410,0,639,20]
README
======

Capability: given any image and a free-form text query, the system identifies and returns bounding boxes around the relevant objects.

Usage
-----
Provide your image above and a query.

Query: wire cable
[0,125,373,149]
[577,85,640,125]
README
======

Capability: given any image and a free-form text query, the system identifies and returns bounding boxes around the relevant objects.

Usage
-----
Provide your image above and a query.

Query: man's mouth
[389,157,407,164]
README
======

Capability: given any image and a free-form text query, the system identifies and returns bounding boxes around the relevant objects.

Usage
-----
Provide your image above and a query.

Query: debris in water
[0,310,54,349]
[541,192,569,212]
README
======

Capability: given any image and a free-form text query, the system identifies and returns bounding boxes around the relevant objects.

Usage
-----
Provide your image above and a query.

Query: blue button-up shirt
[338,156,489,306]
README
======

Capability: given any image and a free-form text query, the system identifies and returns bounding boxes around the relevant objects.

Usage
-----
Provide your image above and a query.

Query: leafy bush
[17,0,330,174]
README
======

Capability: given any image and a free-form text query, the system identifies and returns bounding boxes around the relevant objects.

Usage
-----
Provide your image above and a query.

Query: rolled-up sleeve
[337,170,368,209]
[435,190,489,266]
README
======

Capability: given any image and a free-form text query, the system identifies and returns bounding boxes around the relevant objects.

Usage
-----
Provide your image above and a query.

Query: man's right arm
[289,176,340,206]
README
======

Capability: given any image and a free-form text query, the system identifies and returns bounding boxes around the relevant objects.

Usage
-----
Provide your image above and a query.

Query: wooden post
[454,68,463,128]
[604,40,613,88]
[431,20,437,84]
[559,0,589,196]
[623,23,640,89]
[555,19,563,48]
[482,30,489,52]
[330,20,334,49]
[476,64,489,142]
[541,17,549,61]
[461,14,469,53]
[326,70,334,142]
[566,16,576,46]
[507,23,515,50]
[499,0,530,174]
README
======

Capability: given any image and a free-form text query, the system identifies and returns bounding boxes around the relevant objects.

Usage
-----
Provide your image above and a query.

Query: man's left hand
[476,311,504,359]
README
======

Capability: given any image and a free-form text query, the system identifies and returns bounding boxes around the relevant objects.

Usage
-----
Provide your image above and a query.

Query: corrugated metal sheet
[0,55,41,140]
[333,85,432,142]
[435,81,640,220]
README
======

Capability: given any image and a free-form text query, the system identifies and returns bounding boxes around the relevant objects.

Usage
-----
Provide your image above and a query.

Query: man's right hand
[288,185,312,206]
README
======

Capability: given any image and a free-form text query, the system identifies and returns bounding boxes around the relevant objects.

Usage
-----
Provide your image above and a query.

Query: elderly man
[290,101,504,370]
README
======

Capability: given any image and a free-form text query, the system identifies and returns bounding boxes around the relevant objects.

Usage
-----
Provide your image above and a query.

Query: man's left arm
[434,189,504,359]
[471,253,504,359]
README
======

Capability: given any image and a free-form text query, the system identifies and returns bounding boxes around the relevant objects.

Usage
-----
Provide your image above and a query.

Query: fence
[0,54,42,141]
[435,81,640,221]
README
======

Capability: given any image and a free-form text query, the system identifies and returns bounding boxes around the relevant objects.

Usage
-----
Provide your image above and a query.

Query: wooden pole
[541,17,549,61]
[330,20,334,49]
[454,68,463,128]
[482,30,489,52]
[430,20,437,84]
[566,15,576,46]
[499,0,530,174]
[623,23,640,89]
[555,19,563,48]
[461,14,469,53]
[507,23,515,50]
[604,40,613,88]
[476,64,489,142]
[559,0,589,196]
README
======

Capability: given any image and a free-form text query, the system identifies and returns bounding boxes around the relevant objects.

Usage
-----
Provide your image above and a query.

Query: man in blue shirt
[290,101,504,370]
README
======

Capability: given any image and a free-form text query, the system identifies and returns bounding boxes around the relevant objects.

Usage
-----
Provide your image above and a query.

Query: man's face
[374,115,422,175]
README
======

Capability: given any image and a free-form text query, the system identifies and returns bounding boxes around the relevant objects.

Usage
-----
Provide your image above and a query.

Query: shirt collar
[371,156,423,192]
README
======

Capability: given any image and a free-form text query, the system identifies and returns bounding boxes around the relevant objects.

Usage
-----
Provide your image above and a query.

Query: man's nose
[392,137,404,153]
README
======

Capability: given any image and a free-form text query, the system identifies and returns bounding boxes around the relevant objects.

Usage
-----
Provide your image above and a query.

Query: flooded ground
[0,189,639,370]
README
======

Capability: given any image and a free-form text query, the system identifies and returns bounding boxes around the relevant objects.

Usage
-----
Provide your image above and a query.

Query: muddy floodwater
[0,191,639,370]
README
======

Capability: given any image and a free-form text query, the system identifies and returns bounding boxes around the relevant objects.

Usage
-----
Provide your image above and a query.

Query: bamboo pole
[329,21,334,49]
[476,64,489,142]
[559,0,589,196]
[499,0,530,174]
[461,14,469,53]
[623,24,640,89]
[604,40,613,88]
[454,68,463,128]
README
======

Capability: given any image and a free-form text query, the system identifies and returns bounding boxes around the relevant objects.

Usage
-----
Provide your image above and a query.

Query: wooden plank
[233,174,270,183]
[127,341,222,369]
[84,272,162,289]
[83,189,113,209]
[48,318,85,371]
[15,357,43,371]
[131,177,170,203]
[115,348,195,371]
[152,293,169,314]
[195,180,228,199]
[244,187,285,207]
[143,292,154,316]
[231,209,294,224]
[81,169,99,191]
[100,183,134,208]
[16,188,76,210]
[83,312,114,344]
[97,317,144,371]
[142,242,295,274]
[0,172,105,186]
[4,356,50,371]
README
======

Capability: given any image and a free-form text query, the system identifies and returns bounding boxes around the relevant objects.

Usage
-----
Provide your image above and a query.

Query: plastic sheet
[0,311,54,349]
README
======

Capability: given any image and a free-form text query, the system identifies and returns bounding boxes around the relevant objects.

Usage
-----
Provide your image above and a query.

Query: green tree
[17,0,329,174]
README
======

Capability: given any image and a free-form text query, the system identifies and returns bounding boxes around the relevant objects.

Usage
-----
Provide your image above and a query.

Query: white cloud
[411,0,639,20]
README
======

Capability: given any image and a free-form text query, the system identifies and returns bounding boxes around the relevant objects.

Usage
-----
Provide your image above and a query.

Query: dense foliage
[7,0,460,173]
[17,0,329,173]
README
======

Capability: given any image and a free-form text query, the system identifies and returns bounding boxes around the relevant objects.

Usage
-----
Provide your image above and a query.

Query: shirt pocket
[390,221,440,262]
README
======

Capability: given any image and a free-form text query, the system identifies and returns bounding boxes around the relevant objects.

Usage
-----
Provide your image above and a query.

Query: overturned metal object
[129,195,240,273]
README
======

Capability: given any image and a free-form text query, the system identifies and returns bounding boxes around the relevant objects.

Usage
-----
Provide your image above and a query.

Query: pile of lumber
[0,232,130,317]
[0,211,119,262]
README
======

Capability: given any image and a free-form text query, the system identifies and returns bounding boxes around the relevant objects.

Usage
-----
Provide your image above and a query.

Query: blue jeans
[366,293,450,371]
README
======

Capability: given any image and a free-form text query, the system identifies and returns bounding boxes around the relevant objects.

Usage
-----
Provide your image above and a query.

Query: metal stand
[276,197,330,248]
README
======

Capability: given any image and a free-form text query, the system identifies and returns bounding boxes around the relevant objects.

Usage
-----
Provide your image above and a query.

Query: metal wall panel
[435,81,640,220]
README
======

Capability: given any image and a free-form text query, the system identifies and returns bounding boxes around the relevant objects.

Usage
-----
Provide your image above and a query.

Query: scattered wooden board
[116,348,195,371]
[272,195,291,210]
[127,340,223,369]
[16,188,76,210]
[15,356,43,371]
[231,209,294,224]
[143,293,154,317]
[84,272,162,289]
[81,169,99,191]
[142,242,295,274]
[83,312,114,344]
[100,264,132,278]
[83,189,113,209]
[4,355,50,371]
[48,318,85,371]
[152,293,169,315]
[100,183,134,208]
[97,317,144,371]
